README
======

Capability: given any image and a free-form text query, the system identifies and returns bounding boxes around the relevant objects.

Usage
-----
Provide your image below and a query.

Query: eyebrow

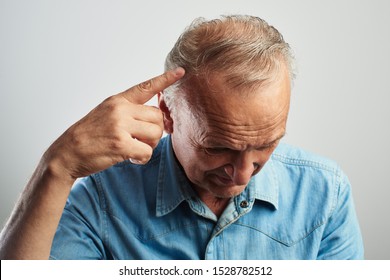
[260,132,286,148]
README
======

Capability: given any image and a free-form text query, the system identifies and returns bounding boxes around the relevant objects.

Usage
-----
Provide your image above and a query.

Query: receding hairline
[165,15,295,76]
[163,15,295,115]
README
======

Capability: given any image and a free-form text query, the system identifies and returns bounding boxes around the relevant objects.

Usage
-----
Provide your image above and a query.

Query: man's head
[159,15,293,199]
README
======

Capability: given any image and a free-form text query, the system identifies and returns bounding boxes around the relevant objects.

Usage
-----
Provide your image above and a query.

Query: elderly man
[0,15,363,259]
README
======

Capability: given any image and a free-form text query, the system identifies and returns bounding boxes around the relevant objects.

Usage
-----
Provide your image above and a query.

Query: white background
[2,260,390,279]
[1,0,389,259]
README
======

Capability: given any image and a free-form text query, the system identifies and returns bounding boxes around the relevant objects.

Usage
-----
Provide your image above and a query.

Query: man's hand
[47,67,185,180]
[0,67,185,259]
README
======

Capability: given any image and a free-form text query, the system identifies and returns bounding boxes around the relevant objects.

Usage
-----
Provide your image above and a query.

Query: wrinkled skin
[161,69,291,215]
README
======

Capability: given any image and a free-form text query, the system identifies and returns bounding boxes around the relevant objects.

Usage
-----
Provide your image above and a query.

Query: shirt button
[240,200,249,208]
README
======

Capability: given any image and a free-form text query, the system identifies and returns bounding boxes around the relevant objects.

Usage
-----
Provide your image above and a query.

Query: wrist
[41,145,77,187]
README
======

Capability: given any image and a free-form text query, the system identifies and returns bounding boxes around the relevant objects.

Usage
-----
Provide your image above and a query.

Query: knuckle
[148,107,164,122]
[101,96,120,112]
[140,148,153,163]
[150,139,160,149]
[148,130,163,150]
[130,148,153,165]
[126,138,154,164]
[152,126,164,140]
[102,95,121,108]
[103,94,117,103]
[160,72,170,83]
[136,72,170,93]
[109,133,127,151]
[102,99,127,122]
[137,79,153,92]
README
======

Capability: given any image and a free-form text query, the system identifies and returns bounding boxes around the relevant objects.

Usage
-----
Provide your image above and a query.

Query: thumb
[118,67,185,104]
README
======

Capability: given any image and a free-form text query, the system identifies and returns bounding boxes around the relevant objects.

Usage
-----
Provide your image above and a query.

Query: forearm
[0,68,185,260]
[0,153,75,259]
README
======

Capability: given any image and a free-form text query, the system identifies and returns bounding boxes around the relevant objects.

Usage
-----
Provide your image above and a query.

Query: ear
[158,92,174,134]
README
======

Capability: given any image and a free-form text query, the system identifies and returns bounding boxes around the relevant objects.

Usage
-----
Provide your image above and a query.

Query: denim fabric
[50,136,364,259]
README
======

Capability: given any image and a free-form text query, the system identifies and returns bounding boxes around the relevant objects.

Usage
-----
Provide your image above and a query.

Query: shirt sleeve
[49,176,109,260]
[317,170,364,259]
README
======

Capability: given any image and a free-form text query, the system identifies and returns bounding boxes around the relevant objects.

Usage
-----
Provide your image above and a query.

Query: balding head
[163,15,294,113]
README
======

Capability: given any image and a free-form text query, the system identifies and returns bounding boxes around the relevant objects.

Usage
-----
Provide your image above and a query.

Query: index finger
[119,67,185,104]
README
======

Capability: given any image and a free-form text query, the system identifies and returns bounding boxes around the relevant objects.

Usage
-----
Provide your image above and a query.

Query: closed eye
[256,141,278,151]
[203,147,231,155]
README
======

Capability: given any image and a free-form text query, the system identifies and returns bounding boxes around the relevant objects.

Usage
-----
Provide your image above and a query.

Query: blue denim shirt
[50,136,364,259]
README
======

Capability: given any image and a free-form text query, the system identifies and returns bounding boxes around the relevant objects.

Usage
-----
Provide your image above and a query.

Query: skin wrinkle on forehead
[198,120,286,148]
[202,101,289,132]
[196,128,286,152]
[185,72,290,151]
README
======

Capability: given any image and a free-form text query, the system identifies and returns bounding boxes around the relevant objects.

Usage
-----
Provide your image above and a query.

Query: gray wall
[1,0,389,259]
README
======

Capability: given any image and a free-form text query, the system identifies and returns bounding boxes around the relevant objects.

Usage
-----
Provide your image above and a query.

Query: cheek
[255,148,278,173]
[259,150,274,163]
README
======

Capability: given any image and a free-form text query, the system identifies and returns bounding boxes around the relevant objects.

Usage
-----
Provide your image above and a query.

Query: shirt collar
[156,136,279,217]
[156,136,197,217]
[250,157,279,209]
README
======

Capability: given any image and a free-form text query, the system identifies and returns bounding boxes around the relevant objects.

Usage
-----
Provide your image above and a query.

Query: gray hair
[163,15,295,113]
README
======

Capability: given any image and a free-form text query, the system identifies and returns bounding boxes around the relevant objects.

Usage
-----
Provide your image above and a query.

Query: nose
[224,152,260,186]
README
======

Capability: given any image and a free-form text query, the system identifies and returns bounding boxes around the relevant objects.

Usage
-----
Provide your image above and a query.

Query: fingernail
[129,158,143,164]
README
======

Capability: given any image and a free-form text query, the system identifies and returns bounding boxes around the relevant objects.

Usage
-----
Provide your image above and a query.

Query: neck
[192,186,231,217]
[205,197,231,217]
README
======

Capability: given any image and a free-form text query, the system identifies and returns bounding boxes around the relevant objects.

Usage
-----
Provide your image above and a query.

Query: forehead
[187,71,291,149]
